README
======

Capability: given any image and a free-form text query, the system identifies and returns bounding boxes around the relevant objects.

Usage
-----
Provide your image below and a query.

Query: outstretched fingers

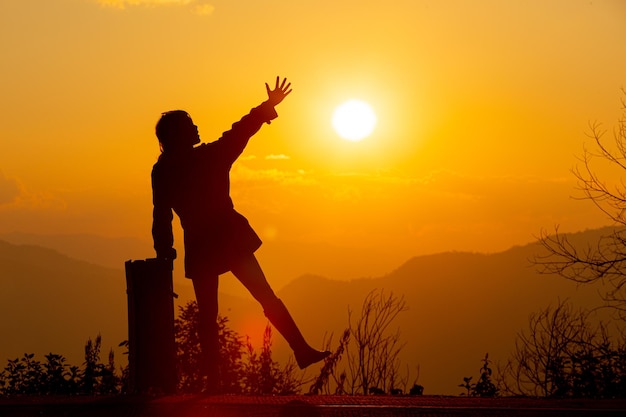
[281,83,292,96]
[276,76,292,95]
[266,76,292,105]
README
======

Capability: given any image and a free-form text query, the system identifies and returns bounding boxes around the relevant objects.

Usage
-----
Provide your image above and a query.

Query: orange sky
[1,0,626,275]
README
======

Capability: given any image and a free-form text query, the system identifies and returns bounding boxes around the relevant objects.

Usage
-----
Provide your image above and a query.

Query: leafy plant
[459,376,474,396]
[473,353,498,397]
[0,335,123,396]
[174,300,301,394]
[241,325,300,395]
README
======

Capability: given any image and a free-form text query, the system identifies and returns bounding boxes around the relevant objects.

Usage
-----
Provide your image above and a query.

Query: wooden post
[125,258,177,395]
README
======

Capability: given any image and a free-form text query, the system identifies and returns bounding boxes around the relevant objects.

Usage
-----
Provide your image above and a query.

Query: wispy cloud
[239,154,291,162]
[98,0,192,7]
[96,0,215,15]
[0,170,66,210]
[265,154,290,160]
[232,165,317,187]
[194,3,215,15]
[0,171,20,205]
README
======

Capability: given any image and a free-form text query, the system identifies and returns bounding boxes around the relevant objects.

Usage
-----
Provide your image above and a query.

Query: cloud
[98,0,192,7]
[232,165,317,187]
[194,3,215,15]
[265,154,290,160]
[230,164,578,216]
[0,171,20,205]
[0,171,66,211]
[97,0,215,15]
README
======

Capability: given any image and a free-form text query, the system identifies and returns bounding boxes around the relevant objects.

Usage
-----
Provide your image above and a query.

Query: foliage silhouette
[473,353,498,397]
[7,295,624,398]
[306,288,420,396]
[0,303,304,396]
[522,90,626,399]
[459,376,473,396]
[81,334,119,395]
[309,329,351,395]
[346,289,410,395]
[241,326,300,395]
[500,299,626,398]
[174,300,300,394]
[0,336,123,396]
[535,90,626,318]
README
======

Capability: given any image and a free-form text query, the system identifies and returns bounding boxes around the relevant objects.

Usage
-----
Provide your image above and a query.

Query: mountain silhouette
[0,240,127,364]
[0,232,152,269]
[270,230,613,394]
[0,227,617,394]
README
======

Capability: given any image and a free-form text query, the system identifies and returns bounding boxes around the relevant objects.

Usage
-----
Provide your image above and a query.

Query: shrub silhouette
[501,300,626,398]
[174,300,300,394]
[241,326,300,395]
[473,353,498,397]
[0,336,123,396]
[0,304,302,396]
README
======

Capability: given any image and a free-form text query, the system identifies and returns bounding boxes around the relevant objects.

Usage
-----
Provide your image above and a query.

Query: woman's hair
[155,110,190,152]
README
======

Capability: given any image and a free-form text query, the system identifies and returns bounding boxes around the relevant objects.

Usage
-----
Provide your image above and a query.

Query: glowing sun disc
[332,99,377,141]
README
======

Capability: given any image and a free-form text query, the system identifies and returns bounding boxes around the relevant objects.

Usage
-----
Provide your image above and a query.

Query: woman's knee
[231,255,278,303]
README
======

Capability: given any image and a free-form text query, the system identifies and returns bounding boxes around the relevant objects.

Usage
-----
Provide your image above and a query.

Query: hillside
[0,232,152,270]
[0,227,621,394]
[0,240,127,364]
[272,234,615,395]
[0,232,412,291]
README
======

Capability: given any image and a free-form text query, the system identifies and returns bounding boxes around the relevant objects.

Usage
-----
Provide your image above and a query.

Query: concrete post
[125,258,177,395]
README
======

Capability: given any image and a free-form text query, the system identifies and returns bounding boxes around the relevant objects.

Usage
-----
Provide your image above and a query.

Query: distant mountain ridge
[273,229,616,395]
[0,226,620,394]
[0,240,127,366]
[0,232,153,269]
[0,231,415,291]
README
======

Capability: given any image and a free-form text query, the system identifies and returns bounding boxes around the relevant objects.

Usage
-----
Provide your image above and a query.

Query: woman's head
[156,110,200,152]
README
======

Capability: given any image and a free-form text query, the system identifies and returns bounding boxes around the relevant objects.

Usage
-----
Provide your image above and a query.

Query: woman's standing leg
[230,253,329,369]
[192,274,220,393]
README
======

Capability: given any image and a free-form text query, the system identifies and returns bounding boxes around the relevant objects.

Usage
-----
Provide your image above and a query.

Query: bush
[0,335,123,396]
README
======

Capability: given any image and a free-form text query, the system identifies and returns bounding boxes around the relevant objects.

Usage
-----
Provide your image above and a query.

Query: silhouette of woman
[151,77,329,392]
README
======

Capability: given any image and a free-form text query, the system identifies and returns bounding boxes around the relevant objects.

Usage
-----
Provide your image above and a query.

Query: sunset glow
[1,0,622,257]
[1,0,624,294]
[1,0,626,396]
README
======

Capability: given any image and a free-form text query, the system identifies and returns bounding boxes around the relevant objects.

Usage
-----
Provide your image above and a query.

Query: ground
[1,395,626,416]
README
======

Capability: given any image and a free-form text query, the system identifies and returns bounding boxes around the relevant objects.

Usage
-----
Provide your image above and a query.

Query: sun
[332,99,377,142]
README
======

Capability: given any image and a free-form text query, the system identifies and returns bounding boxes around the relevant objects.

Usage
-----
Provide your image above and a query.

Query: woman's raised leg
[230,254,330,369]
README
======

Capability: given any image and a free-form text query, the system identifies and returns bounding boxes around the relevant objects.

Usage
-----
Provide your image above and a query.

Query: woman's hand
[265,76,292,106]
